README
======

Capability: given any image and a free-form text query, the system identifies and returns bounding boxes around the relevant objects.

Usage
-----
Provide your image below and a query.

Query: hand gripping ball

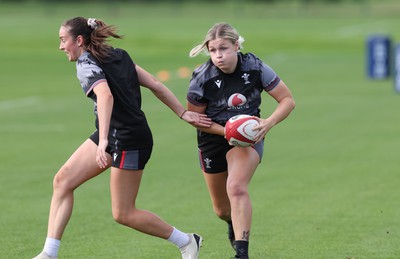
[224,115,259,147]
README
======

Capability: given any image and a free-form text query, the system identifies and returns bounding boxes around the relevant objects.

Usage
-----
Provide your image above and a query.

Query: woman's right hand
[181,110,212,128]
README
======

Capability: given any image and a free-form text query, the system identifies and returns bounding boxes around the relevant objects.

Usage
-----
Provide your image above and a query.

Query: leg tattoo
[242,230,250,241]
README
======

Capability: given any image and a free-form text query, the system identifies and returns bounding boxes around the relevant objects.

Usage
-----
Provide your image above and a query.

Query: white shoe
[32,251,57,259]
[180,233,202,259]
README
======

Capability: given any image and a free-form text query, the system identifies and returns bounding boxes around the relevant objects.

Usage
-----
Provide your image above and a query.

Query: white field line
[0,124,66,132]
[336,21,389,38]
[0,96,66,132]
[264,53,289,65]
[0,96,41,111]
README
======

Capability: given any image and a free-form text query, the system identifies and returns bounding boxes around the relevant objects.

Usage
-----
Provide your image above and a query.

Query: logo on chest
[214,80,222,88]
[227,93,247,109]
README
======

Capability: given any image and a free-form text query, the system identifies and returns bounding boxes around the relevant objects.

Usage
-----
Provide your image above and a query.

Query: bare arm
[93,82,114,168]
[136,65,211,127]
[187,102,225,136]
[253,80,295,142]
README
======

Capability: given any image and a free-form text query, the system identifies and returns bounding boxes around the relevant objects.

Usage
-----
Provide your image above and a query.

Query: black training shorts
[197,131,263,174]
[89,130,152,170]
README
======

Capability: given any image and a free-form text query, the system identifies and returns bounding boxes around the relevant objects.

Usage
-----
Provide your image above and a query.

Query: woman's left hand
[252,117,273,143]
[96,139,109,169]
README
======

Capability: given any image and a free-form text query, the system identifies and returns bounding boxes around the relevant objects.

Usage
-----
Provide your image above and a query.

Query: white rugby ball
[225,115,259,147]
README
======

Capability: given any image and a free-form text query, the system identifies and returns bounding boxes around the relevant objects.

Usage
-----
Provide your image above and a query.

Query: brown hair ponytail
[62,17,123,62]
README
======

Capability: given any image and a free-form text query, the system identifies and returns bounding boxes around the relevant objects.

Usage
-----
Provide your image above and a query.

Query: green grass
[1,1,400,258]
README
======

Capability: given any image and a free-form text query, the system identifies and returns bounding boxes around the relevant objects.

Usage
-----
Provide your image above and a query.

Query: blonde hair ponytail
[189,22,244,58]
[189,43,207,57]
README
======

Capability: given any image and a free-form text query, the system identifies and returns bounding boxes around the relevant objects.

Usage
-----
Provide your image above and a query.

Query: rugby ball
[225,115,259,147]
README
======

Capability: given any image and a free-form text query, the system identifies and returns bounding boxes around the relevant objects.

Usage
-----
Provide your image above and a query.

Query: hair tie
[87,18,98,30]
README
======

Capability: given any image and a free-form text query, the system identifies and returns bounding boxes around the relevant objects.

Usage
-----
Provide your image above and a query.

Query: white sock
[167,227,190,248]
[43,237,60,257]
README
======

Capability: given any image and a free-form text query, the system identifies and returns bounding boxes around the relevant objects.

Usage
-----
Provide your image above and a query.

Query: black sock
[227,220,234,231]
[235,240,249,257]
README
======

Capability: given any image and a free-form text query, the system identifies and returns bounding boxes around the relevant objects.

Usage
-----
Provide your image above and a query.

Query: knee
[226,181,248,200]
[214,207,231,221]
[112,208,134,227]
[52,166,74,193]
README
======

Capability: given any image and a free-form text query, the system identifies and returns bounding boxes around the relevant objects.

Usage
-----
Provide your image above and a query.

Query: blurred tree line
[0,0,374,3]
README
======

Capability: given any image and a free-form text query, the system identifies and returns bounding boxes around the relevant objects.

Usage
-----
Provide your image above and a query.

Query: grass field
[1,1,400,258]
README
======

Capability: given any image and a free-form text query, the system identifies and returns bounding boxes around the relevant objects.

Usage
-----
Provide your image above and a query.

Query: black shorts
[89,130,152,170]
[197,132,264,174]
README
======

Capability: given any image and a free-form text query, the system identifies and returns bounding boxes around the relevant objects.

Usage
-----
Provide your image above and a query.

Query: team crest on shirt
[242,73,250,84]
[227,93,247,109]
